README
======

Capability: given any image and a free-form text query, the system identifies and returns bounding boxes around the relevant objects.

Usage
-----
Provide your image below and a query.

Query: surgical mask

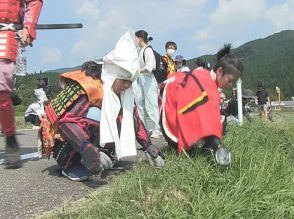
[167,49,176,57]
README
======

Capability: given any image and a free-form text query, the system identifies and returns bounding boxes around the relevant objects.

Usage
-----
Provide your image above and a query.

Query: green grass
[41,114,294,218]
[270,111,294,128]
[14,106,32,129]
[15,116,32,129]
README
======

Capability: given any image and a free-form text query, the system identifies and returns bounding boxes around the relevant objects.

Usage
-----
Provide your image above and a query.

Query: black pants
[25,114,41,126]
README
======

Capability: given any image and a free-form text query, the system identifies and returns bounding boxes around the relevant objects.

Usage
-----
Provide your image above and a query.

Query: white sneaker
[150,131,160,139]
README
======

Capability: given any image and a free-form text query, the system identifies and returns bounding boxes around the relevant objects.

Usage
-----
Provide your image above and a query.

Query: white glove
[144,152,165,167]
[215,147,232,166]
[144,145,165,167]
[99,151,113,170]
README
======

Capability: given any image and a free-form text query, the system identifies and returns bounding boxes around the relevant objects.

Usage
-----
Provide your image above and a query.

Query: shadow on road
[0,147,38,160]
[40,160,135,189]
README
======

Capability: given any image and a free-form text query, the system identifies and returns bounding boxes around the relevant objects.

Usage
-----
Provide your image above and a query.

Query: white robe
[100,31,140,159]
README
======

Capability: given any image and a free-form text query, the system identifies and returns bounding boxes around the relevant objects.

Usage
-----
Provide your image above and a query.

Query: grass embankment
[15,116,32,129]
[270,110,294,128]
[15,106,32,129]
[43,117,294,218]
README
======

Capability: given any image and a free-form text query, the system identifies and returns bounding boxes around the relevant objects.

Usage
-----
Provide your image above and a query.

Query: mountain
[45,65,81,73]
[187,30,294,99]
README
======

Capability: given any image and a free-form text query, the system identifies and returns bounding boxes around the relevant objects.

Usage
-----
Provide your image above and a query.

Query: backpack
[143,45,167,84]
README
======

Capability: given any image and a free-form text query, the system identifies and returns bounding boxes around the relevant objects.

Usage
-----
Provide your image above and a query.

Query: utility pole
[237,78,243,125]
[276,86,281,110]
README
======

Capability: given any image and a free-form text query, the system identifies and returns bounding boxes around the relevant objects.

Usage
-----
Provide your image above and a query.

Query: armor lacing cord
[0,23,23,45]
[0,23,16,31]
[55,142,67,161]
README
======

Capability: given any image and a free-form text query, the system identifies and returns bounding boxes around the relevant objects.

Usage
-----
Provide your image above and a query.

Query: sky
[26,0,294,73]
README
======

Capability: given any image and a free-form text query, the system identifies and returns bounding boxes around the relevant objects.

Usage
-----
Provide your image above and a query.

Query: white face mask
[167,49,176,57]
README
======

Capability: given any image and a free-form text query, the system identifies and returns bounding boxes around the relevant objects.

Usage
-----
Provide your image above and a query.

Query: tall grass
[15,116,32,129]
[43,120,294,219]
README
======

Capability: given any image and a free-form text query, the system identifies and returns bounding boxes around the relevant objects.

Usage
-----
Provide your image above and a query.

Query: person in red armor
[41,61,112,181]
[161,45,244,166]
[0,0,43,168]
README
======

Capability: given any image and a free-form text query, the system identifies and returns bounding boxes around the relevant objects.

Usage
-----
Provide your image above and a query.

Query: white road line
[17,128,38,132]
[0,152,38,164]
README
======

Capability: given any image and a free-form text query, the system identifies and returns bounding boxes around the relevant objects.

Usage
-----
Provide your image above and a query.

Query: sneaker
[150,131,160,139]
[62,163,93,182]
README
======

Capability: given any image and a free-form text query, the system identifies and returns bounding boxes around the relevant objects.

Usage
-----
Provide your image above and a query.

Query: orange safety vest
[162,54,176,78]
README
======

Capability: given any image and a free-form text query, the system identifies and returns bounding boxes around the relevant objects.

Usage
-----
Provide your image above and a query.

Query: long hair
[213,44,244,77]
[135,30,153,44]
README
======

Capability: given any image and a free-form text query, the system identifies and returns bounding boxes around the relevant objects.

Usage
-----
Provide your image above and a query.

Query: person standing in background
[162,41,177,79]
[133,30,161,139]
[175,55,190,72]
[0,0,43,168]
[256,81,271,121]
[195,58,206,70]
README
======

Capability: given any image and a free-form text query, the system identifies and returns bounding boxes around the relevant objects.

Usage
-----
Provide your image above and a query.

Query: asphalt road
[0,129,165,219]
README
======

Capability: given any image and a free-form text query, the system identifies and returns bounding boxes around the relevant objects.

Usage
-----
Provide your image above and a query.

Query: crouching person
[24,88,48,158]
[161,45,244,166]
[24,88,48,128]
[100,32,164,168]
[41,61,113,181]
